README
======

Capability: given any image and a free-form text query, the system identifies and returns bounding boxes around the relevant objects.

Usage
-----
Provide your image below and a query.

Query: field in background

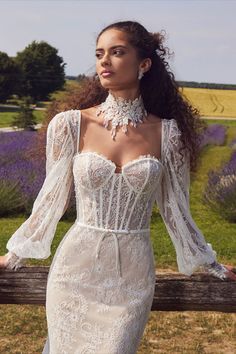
[182,87,236,118]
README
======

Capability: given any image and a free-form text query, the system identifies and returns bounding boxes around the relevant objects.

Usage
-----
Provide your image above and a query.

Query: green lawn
[0,110,45,128]
[0,120,236,353]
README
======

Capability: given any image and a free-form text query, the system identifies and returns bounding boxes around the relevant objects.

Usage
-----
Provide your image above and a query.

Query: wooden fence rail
[1,267,236,313]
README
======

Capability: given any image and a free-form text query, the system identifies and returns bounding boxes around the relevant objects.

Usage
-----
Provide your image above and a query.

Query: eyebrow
[95,45,128,51]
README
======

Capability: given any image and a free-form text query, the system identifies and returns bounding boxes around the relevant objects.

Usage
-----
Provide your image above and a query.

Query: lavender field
[0,131,45,216]
[199,123,226,148]
[204,149,236,222]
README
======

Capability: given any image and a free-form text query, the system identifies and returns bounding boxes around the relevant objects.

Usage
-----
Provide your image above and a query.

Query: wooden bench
[1,267,236,312]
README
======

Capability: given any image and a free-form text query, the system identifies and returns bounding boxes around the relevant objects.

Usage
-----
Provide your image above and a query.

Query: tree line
[177,80,236,90]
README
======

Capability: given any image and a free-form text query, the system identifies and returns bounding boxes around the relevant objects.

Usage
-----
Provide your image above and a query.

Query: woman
[1,20,236,354]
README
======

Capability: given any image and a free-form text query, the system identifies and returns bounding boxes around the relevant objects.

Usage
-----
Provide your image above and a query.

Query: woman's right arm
[1,110,80,270]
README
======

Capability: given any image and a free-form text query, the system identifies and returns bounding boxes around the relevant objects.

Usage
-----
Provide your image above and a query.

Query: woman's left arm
[155,119,236,280]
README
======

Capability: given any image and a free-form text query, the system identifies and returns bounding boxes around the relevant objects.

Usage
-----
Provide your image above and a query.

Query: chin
[99,81,116,90]
[100,81,128,91]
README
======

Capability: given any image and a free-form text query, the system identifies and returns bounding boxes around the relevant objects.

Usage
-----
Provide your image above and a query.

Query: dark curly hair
[45,20,207,172]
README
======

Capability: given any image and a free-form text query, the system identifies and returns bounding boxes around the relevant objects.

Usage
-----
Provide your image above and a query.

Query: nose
[100,52,111,67]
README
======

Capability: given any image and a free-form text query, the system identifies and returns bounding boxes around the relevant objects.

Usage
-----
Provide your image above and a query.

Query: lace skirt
[42,221,156,354]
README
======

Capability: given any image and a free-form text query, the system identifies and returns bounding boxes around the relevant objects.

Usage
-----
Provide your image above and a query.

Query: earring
[138,70,144,80]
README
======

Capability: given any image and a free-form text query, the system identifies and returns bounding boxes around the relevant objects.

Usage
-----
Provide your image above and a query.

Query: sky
[1,0,236,84]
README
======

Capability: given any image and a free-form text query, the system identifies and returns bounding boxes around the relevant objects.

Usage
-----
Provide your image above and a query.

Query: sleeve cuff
[5,251,26,271]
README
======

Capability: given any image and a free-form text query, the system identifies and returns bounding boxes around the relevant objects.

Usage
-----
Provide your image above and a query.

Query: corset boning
[73,151,164,230]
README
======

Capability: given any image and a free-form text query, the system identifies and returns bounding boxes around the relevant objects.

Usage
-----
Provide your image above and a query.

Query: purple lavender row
[0,131,45,215]
[199,124,226,148]
[203,150,236,222]
[0,130,76,218]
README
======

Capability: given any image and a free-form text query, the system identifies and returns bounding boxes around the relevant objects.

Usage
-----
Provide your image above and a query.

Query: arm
[4,110,78,270]
[155,119,228,279]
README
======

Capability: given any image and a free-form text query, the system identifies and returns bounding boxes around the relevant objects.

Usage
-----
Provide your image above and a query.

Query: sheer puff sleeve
[155,118,218,276]
[4,110,78,270]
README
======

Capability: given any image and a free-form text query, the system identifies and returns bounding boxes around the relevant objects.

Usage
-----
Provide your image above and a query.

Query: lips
[101,72,114,78]
[101,70,114,75]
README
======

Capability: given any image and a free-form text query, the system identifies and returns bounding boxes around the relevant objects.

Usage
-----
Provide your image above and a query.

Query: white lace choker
[96,91,148,140]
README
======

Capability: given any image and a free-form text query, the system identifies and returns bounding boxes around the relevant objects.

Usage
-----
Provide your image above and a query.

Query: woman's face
[96,29,148,91]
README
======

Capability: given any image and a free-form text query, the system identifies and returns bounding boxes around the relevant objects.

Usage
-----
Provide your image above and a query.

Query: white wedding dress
[5,109,218,354]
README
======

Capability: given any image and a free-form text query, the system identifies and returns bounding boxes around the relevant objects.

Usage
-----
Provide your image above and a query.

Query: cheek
[117,59,138,75]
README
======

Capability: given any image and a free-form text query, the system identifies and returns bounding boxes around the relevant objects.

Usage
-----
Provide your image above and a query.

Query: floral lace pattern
[5,109,220,353]
[155,118,217,276]
[95,92,148,139]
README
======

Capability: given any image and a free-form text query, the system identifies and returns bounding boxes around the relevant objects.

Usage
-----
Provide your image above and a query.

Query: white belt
[76,220,150,278]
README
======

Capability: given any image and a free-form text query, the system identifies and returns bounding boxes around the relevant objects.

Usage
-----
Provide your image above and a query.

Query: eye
[95,49,124,58]
[113,49,123,55]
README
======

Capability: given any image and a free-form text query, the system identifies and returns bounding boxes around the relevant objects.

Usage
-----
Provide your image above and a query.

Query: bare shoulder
[147,113,162,124]
[145,113,163,134]
[79,106,100,124]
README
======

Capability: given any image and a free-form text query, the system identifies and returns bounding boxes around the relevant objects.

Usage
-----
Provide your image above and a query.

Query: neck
[109,89,141,101]
[96,88,147,140]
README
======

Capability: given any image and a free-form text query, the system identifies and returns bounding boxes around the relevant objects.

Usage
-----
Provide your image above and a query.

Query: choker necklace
[96,91,148,140]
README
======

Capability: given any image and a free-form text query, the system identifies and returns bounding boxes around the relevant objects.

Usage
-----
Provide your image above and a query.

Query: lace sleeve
[5,110,79,270]
[155,119,218,276]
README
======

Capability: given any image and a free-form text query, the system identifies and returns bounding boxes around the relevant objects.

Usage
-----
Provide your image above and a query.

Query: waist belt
[76,221,150,278]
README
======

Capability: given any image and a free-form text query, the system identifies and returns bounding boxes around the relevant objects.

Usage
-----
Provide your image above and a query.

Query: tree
[11,96,37,130]
[0,52,20,102]
[14,40,66,101]
[76,74,87,83]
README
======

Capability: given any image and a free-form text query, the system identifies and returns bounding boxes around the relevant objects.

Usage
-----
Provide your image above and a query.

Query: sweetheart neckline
[73,151,164,174]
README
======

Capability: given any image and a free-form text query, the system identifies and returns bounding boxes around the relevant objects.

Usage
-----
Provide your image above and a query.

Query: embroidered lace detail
[46,224,156,353]
[155,118,217,276]
[203,260,228,280]
[5,251,26,270]
[96,91,148,140]
[74,150,163,173]
[73,150,163,230]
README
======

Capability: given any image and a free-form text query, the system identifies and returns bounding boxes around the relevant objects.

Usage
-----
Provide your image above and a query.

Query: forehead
[96,29,130,49]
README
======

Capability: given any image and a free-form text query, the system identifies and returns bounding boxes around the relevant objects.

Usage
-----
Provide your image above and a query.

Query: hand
[222,264,236,281]
[0,252,25,270]
[0,255,9,269]
[203,261,236,281]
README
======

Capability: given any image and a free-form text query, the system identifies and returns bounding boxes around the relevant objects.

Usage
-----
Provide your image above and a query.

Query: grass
[138,311,236,353]
[0,121,236,353]
[0,110,45,128]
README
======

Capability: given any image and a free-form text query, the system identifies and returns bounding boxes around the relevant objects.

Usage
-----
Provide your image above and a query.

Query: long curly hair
[43,20,206,172]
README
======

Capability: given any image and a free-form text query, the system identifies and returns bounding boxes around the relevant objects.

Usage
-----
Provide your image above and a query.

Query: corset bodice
[73,151,164,230]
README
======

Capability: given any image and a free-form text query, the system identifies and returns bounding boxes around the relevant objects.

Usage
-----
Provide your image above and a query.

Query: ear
[139,58,152,74]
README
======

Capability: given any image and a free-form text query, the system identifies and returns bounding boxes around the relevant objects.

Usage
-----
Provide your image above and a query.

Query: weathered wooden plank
[152,272,236,312]
[0,267,235,312]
